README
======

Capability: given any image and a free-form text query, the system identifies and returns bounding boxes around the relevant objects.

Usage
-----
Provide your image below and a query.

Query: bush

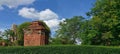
[0,45,120,54]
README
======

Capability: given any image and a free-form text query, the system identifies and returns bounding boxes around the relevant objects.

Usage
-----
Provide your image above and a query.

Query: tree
[56,16,85,44]
[17,22,31,46]
[86,0,120,46]
[49,37,63,45]
[0,31,3,42]
[0,31,2,39]
[2,29,16,45]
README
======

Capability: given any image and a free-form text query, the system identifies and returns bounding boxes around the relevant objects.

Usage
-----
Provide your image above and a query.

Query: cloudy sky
[0,0,96,36]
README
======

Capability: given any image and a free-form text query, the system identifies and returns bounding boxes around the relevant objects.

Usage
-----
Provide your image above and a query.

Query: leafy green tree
[2,29,16,45]
[0,31,3,40]
[17,22,31,46]
[49,37,63,45]
[56,16,85,44]
[3,29,15,39]
[86,0,120,46]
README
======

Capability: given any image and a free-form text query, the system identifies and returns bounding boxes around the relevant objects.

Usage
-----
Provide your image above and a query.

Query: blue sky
[0,0,96,36]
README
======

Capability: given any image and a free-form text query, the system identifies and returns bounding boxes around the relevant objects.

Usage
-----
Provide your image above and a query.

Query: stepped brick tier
[24,21,50,46]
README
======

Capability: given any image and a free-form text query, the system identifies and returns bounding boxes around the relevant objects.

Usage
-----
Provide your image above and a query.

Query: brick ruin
[24,21,50,46]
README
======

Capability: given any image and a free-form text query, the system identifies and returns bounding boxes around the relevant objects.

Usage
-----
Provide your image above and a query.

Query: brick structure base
[24,21,49,46]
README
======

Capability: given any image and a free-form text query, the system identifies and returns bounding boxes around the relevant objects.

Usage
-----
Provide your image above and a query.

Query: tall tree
[87,0,120,46]
[56,16,85,44]
[3,29,16,45]
[3,29,15,39]
[0,31,2,38]
[0,31,3,41]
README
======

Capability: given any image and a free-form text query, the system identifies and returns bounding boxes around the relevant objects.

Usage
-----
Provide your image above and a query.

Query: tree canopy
[55,16,85,44]
[87,0,120,46]
[55,0,120,46]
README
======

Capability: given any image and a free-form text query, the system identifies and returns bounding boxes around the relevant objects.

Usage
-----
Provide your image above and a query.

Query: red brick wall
[24,33,48,46]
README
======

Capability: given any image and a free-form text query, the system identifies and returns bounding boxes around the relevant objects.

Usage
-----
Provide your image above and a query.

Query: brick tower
[24,21,50,46]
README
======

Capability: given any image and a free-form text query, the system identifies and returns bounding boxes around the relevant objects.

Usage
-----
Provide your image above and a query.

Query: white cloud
[0,0,35,9]
[19,7,58,20]
[44,19,60,31]
[38,9,59,20]
[19,7,38,19]
[18,7,65,32]
[44,18,65,31]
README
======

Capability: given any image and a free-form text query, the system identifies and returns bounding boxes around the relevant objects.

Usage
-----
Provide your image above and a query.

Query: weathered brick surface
[24,21,49,46]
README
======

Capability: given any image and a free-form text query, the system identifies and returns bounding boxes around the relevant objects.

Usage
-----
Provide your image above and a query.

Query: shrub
[0,45,120,54]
